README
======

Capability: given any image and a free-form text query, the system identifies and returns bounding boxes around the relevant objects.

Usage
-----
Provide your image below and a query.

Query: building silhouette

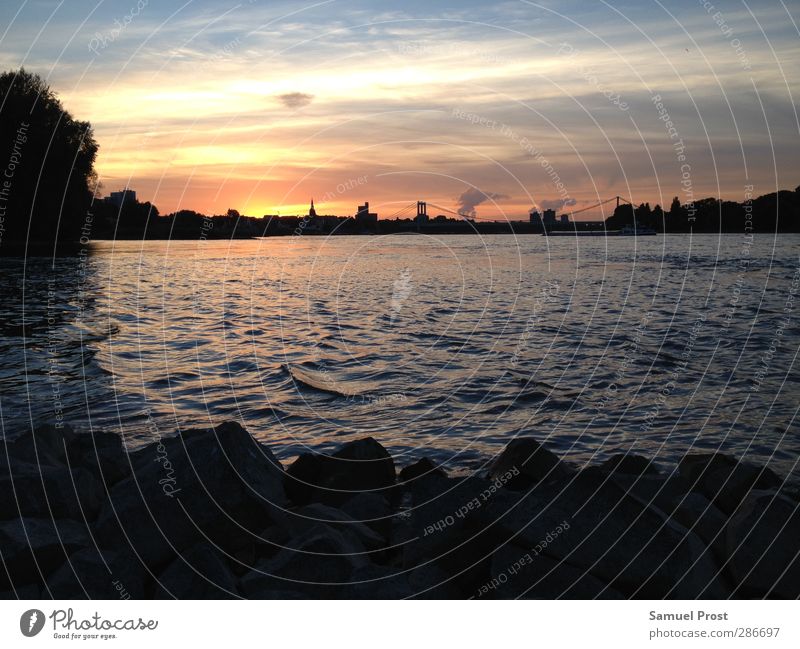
[355,201,378,225]
[106,189,137,208]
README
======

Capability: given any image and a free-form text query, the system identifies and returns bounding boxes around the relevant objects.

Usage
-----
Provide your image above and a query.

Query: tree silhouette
[0,68,98,247]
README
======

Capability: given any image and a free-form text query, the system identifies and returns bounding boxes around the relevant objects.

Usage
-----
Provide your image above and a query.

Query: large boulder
[398,457,446,484]
[401,473,513,594]
[405,474,490,565]
[240,525,369,598]
[601,454,660,477]
[340,493,395,540]
[0,518,90,589]
[1,425,129,523]
[4,424,76,467]
[68,430,131,486]
[154,543,238,599]
[488,437,566,489]
[46,548,146,599]
[0,584,41,599]
[668,492,728,557]
[284,437,395,506]
[3,425,130,487]
[725,491,800,597]
[0,461,103,521]
[611,474,728,556]
[93,421,286,570]
[679,453,782,514]
[479,472,729,598]
[274,503,386,554]
[484,542,624,599]
[608,472,692,514]
[284,453,324,505]
[342,563,461,599]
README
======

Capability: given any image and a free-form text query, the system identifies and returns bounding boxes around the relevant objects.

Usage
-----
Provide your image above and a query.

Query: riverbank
[1,422,797,599]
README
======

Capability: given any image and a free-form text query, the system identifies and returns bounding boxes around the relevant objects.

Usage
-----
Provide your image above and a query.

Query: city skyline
[1,0,797,219]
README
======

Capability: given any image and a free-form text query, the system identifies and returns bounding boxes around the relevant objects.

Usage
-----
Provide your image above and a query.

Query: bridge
[379,196,633,222]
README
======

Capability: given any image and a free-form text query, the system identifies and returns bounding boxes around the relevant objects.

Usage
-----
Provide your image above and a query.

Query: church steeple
[309,198,317,217]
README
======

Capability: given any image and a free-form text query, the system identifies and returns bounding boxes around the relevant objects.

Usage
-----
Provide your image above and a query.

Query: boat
[618,224,657,236]
[545,229,613,236]
[544,223,657,237]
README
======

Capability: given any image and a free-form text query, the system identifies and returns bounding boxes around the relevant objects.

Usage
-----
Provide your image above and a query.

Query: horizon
[2,0,798,220]
[99,185,800,223]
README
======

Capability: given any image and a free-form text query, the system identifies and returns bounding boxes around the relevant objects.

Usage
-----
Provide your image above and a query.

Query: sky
[1,0,798,220]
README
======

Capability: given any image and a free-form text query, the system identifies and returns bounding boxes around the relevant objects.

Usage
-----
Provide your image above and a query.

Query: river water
[1,234,798,478]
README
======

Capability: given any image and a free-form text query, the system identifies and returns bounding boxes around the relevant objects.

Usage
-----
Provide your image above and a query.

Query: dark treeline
[605,191,800,233]
[0,69,98,250]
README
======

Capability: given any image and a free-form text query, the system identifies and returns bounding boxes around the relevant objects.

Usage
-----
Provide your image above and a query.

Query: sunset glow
[2,0,797,218]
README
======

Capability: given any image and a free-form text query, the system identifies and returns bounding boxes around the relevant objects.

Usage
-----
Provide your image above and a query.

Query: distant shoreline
[3,230,799,249]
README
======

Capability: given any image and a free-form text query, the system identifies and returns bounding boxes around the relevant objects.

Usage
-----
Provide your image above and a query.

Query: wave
[284,364,362,398]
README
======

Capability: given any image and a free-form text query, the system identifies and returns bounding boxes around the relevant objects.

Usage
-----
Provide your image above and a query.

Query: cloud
[456,187,508,218]
[276,92,314,109]
[538,197,577,211]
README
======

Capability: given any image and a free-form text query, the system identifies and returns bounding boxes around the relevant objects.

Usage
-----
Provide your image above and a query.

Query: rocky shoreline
[1,422,798,599]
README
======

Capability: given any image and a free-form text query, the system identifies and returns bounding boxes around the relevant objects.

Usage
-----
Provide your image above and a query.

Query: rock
[154,543,238,599]
[284,453,325,505]
[5,424,76,466]
[240,525,368,598]
[284,437,395,506]
[484,543,624,599]
[610,472,727,556]
[398,457,446,483]
[46,548,146,599]
[405,564,464,599]
[342,564,416,599]
[679,453,782,514]
[726,491,800,597]
[4,425,130,489]
[0,518,89,589]
[406,475,489,565]
[343,563,462,599]
[669,492,728,556]
[93,421,286,569]
[0,584,41,599]
[488,437,566,489]
[280,503,386,553]
[326,437,396,498]
[403,474,512,593]
[69,431,131,486]
[601,454,659,476]
[340,493,394,540]
[608,472,692,514]
[0,462,103,521]
[480,473,729,598]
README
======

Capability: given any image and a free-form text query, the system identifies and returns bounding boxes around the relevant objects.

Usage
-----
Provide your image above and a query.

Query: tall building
[107,189,136,207]
[308,199,317,217]
[529,209,541,225]
[543,209,557,226]
[355,201,378,225]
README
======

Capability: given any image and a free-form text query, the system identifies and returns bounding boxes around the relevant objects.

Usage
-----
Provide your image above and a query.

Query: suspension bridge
[378,196,632,223]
